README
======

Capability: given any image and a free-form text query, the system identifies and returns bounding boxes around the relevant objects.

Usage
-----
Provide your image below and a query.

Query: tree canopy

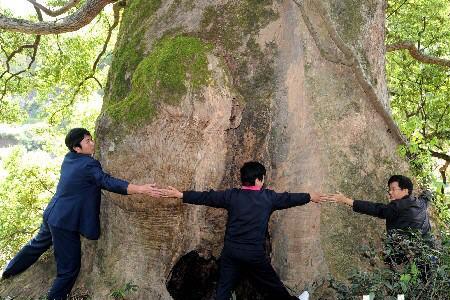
[386,0,450,192]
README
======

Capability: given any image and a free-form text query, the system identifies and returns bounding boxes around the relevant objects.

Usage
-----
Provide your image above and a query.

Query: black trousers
[216,245,297,300]
[3,220,81,300]
[47,225,81,300]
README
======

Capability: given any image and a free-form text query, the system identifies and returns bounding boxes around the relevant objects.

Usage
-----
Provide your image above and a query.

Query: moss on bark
[105,0,163,105]
[105,35,212,126]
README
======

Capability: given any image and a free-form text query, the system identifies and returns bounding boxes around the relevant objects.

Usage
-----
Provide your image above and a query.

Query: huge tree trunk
[1,0,408,299]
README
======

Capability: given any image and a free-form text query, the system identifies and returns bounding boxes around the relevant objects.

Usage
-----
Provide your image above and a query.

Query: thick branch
[25,0,81,17]
[439,161,449,189]
[387,41,450,68]
[430,150,450,162]
[0,0,115,35]
[440,161,449,194]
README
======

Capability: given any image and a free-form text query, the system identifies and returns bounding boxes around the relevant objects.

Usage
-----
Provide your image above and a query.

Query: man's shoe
[298,291,309,300]
[1,273,11,281]
[1,264,12,280]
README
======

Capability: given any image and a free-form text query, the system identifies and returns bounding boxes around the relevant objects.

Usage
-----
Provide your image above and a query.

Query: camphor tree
[0,0,449,299]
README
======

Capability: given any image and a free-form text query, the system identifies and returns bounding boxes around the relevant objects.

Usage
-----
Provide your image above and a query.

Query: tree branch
[92,2,121,74]
[430,150,450,162]
[0,6,42,102]
[387,41,450,68]
[28,169,55,195]
[0,0,115,35]
[387,0,409,19]
[25,0,81,17]
[49,1,123,124]
[435,103,450,132]
[439,161,449,193]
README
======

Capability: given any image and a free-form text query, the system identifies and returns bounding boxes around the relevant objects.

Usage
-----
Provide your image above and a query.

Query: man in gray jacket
[324,175,431,236]
[323,175,433,266]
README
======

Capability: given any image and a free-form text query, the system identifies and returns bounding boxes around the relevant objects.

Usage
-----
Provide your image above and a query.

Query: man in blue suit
[1,128,161,300]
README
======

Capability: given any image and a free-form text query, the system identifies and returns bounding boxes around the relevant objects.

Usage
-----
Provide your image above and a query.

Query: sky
[0,0,36,17]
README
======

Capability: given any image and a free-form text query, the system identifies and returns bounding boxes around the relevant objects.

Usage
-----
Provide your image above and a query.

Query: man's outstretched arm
[271,191,323,211]
[323,193,397,219]
[88,160,162,197]
[159,186,230,208]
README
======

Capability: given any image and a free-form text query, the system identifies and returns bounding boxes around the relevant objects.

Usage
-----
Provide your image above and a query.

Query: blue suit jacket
[43,152,129,240]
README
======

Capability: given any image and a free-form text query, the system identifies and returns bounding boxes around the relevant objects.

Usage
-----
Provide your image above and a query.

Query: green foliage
[0,6,115,126]
[0,146,60,267]
[330,231,450,299]
[110,282,138,300]
[387,0,450,230]
[105,35,212,126]
[0,97,26,123]
[432,192,450,229]
[387,1,450,176]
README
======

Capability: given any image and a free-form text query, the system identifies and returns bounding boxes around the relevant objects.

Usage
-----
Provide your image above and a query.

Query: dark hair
[65,128,91,152]
[388,175,413,195]
[240,161,266,186]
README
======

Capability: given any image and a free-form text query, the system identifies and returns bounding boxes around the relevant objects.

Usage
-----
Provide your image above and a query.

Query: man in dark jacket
[159,161,322,300]
[323,175,432,266]
[1,128,161,300]
[324,175,431,236]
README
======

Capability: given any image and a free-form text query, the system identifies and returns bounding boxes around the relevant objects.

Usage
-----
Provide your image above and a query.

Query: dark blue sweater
[183,188,310,250]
